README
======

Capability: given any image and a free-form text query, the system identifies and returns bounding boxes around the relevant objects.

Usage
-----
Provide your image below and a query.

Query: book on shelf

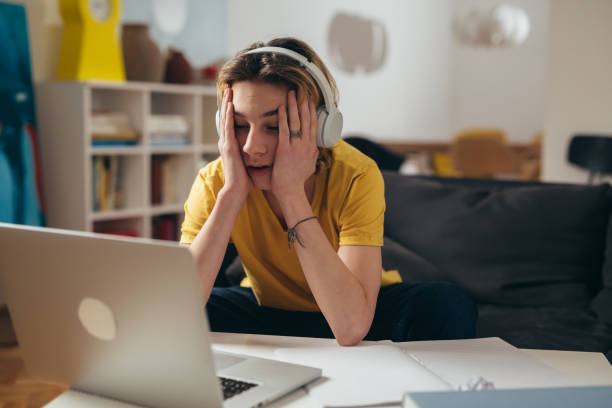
[149,137,189,147]
[92,140,138,147]
[153,214,179,241]
[149,114,189,132]
[151,155,161,205]
[151,155,181,206]
[92,155,124,212]
[107,156,120,211]
[149,114,189,146]
[91,111,139,145]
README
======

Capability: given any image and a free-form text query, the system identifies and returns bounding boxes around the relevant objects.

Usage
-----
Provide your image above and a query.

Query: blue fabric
[0,3,44,226]
[0,125,17,223]
[0,121,43,225]
[19,126,43,225]
[0,141,14,221]
[0,3,36,122]
[206,282,478,341]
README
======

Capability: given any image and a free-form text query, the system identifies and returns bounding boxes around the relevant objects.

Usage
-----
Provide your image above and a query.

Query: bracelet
[287,216,317,250]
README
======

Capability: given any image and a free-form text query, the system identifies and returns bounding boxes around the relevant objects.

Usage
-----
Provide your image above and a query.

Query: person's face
[231,81,288,190]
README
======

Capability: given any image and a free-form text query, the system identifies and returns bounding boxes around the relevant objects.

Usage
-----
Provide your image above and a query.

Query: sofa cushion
[383,173,611,307]
[592,209,612,324]
[382,236,444,282]
[477,304,612,360]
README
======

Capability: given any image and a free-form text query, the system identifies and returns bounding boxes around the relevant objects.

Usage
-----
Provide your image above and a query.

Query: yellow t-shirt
[180,140,401,311]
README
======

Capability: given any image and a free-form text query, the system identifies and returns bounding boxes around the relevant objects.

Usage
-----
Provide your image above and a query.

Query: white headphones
[215,46,343,148]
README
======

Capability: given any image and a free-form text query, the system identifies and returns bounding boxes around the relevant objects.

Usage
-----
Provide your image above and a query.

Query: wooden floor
[0,347,66,408]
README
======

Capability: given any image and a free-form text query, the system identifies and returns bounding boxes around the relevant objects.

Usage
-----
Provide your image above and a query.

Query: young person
[180,37,477,346]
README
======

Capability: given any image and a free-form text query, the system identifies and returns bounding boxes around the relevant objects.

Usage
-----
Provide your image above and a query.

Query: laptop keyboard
[219,376,258,400]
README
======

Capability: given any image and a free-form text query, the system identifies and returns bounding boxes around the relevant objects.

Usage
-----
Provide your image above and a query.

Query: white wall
[227,0,452,141]
[450,0,549,141]
[122,0,226,67]
[543,0,612,183]
[227,0,550,143]
[18,0,552,145]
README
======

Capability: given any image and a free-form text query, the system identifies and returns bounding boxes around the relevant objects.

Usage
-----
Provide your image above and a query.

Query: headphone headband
[243,46,336,115]
[215,45,342,147]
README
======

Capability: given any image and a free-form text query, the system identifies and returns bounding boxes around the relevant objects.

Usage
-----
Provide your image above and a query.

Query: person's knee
[205,286,260,333]
[387,281,478,341]
[428,282,478,339]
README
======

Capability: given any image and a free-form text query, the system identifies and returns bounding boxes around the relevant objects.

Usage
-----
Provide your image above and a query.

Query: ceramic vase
[164,49,193,84]
[121,24,164,82]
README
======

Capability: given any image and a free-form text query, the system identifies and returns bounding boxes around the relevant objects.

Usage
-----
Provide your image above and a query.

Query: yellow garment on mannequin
[57,0,125,81]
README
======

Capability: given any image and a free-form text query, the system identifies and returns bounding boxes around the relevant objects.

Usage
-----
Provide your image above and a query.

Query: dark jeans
[206,282,478,342]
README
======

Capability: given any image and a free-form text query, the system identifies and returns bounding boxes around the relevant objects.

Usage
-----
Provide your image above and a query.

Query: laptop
[0,223,321,408]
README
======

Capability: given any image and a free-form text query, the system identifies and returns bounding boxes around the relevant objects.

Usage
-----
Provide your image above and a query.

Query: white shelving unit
[36,80,220,239]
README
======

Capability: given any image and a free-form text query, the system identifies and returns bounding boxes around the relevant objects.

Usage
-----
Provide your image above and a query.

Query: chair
[518,132,542,181]
[450,128,520,178]
[567,134,612,184]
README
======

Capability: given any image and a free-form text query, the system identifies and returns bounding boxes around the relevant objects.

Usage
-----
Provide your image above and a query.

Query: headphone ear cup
[316,107,328,147]
[316,107,343,148]
[215,110,221,136]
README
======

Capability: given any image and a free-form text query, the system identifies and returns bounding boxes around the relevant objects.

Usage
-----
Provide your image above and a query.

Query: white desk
[210,333,612,407]
[47,333,612,408]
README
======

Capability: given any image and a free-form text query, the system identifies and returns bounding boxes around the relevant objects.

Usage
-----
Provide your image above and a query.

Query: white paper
[275,338,584,407]
[275,344,450,407]
[395,337,582,390]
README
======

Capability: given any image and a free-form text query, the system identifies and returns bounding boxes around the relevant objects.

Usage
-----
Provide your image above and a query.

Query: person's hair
[217,37,338,110]
[217,37,338,169]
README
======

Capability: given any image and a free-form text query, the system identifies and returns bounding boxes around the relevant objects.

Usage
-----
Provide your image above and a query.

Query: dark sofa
[217,172,612,363]
[381,172,612,363]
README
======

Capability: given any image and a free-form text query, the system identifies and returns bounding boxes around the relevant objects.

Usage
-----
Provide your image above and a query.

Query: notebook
[0,223,321,408]
[403,386,612,408]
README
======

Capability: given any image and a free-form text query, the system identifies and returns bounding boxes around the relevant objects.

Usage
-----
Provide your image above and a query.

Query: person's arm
[188,188,247,304]
[283,196,382,346]
[188,87,252,304]
[272,92,381,346]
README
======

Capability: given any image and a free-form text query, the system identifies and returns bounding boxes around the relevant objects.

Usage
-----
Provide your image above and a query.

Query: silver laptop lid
[0,223,224,408]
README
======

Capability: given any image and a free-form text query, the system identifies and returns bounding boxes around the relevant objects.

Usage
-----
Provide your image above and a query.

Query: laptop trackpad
[214,352,247,370]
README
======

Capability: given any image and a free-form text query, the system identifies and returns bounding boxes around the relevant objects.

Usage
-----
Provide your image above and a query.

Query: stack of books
[91,156,123,212]
[149,114,190,146]
[91,111,139,146]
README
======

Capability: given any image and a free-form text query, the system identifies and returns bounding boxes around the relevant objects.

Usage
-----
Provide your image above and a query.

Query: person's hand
[218,87,253,198]
[271,90,318,199]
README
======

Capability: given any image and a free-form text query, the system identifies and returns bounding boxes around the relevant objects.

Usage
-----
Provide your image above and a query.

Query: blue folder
[403,386,612,408]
